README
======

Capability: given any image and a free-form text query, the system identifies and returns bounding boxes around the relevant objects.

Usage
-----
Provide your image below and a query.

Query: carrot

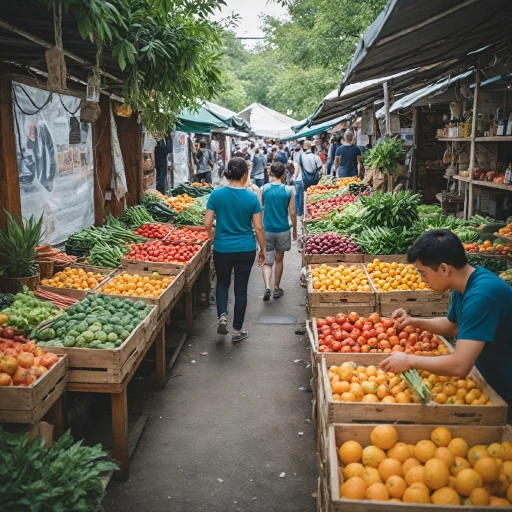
[35,244,51,252]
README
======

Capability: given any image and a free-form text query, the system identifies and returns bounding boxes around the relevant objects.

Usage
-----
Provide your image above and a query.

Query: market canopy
[237,103,298,139]
[175,106,228,134]
[281,113,352,141]
[339,0,512,94]
[203,101,252,133]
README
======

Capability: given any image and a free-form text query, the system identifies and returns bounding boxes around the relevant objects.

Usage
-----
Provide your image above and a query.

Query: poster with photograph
[13,82,95,245]
[173,131,189,185]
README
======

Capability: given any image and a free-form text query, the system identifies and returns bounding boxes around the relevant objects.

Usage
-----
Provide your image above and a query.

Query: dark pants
[253,178,264,188]
[156,166,166,194]
[193,171,212,184]
[263,167,269,184]
[213,249,256,330]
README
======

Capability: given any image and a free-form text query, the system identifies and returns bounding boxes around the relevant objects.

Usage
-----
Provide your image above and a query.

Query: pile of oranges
[41,268,105,290]
[328,363,492,406]
[97,272,175,298]
[162,193,195,212]
[311,264,371,293]
[366,259,429,291]
[338,425,512,506]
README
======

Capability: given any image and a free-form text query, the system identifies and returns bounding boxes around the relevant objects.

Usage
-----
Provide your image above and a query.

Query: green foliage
[352,226,414,255]
[365,138,406,175]
[41,0,228,133]
[0,211,43,278]
[0,427,118,511]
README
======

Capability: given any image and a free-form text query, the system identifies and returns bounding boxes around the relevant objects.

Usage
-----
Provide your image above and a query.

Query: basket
[38,260,55,279]
[0,273,40,293]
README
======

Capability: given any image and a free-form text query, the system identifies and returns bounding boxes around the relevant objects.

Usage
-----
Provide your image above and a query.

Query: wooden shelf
[475,136,512,142]
[452,175,470,183]
[437,137,470,142]
[472,180,512,192]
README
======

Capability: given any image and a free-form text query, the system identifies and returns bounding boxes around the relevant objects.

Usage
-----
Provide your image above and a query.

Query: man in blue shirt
[381,230,512,417]
[334,130,364,178]
[193,139,214,184]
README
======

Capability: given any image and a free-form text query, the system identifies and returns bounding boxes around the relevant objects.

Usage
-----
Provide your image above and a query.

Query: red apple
[368,337,378,348]
[351,345,361,353]
[341,346,351,353]
[348,312,359,323]
[341,322,353,332]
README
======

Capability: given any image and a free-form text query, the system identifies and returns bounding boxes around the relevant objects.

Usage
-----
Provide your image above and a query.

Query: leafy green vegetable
[467,254,507,273]
[0,427,117,511]
[174,203,206,226]
[364,138,406,175]
[351,226,414,255]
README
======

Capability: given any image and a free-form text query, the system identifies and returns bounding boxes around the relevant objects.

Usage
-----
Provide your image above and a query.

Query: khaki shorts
[364,168,386,191]
[265,231,292,265]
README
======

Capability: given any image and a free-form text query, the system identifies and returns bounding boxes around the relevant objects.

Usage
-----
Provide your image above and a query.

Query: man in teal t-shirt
[381,230,512,416]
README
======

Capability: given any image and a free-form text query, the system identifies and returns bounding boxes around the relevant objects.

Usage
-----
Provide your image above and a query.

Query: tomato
[324,316,334,325]
[333,330,342,341]
[324,335,334,346]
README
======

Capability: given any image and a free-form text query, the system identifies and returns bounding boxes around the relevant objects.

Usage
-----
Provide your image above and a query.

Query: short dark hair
[199,140,207,148]
[233,151,244,158]
[407,230,468,270]
[224,157,248,180]
[270,162,285,179]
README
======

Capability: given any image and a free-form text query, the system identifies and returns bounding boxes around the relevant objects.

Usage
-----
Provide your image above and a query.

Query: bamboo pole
[467,67,480,218]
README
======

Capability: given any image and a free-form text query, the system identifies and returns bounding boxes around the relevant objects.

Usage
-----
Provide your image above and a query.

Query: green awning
[281,114,352,141]
[203,101,252,132]
[176,106,228,134]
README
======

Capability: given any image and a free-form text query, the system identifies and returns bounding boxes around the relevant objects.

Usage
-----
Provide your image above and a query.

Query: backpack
[299,153,321,190]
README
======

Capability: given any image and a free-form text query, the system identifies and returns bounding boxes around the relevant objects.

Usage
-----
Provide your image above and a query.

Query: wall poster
[13,82,94,245]
[172,131,189,185]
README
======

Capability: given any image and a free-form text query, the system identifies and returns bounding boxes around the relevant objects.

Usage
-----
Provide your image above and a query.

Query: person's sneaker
[273,288,284,299]
[217,314,228,335]
[263,288,271,302]
[232,330,248,343]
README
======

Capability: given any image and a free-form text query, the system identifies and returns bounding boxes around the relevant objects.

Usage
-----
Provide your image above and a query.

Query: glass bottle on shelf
[477,114,484,137]
[505,163,512,185]
[506,111,512,136]
[497,107,506,136]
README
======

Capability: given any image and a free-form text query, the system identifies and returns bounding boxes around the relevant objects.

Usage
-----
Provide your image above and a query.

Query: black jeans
[213,250,256,331]
[193,171,212,184]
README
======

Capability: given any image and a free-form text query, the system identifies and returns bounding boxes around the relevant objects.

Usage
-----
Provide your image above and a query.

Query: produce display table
[0,355,67,437]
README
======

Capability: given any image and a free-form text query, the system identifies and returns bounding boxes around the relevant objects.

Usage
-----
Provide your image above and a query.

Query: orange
[451,456,471,476]
[431,487,461,505]
[455,468,483,496]
[385,475,406,499]
[362,394,379,403]
[338,441,363,465]
[508,484,512,503]
[370,425,398,450]
[378,458,403,481]
[381,396,397,403]
[343,462,365,480]
[467,487,490,506]
[414,440,437,463]
[402,482,431,504]
[448,437,469,458]
[388,443,412,463]
[340,477,367,500]
[474,457,500,483]
[488,443,504,458]
[366,482,389,501]
[435,447,455,468]
[424,458,449,490]
[431,426,452,447]
[363,467,383,486]
[362,445,387,468]
[403,457,421,474]
[332,382,350,395]
[489,496,512,507]
[405,465,425,486]
[467,445,489,467]
[448,475,457,489]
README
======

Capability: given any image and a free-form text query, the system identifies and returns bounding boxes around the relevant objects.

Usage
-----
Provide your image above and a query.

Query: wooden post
[111,388,129,481]
[383,82,392,137]
[0,69,22,232]
[44,395,64,439]
[92,96,123,224]
[184,290,194,336]
[411,107,420,193]
[467,67,480,218]
[116,112,143,207]
[155,326,166,389]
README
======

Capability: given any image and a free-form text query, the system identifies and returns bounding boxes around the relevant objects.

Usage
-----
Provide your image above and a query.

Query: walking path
[105,245,317,512]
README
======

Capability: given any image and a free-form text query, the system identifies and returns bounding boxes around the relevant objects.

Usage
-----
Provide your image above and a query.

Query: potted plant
[0,211,43,293]
[364,138,406,191]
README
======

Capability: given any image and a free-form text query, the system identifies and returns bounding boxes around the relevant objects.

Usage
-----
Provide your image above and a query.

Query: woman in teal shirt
[260,162,297,301]
[204,158,266,342]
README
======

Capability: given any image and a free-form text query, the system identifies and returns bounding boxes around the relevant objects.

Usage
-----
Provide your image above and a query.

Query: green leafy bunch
[0,211,43,278]
[352,226,414,255]
[0,428,118,512]
[357,191,421,230]
[365,138,406,175]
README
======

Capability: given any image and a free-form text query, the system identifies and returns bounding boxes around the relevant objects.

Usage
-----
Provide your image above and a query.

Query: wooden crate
[307,264,376,308]
[364,254,408,264]
[303,251,365,267]
[121,241,210,291]
[318,358,508,426]
[0,355,67,423]
[40,306,158,385]
[308,304,376,320]
[324,423,512,512]
[377,289,450,318]
[38,264,117,300]
[93,268,185,316]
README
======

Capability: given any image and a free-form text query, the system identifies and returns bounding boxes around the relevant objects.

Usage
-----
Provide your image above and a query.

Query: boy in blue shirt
[381,230,512,416]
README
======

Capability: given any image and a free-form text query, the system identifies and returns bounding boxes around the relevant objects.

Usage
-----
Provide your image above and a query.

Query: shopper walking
[204,158,266,342]
[260,163,297,301]
[193,140,214,184]
[251,148,267,188]
[334,130,364,178]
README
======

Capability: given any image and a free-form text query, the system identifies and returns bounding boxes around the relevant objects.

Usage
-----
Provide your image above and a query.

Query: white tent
[237,103,298,139]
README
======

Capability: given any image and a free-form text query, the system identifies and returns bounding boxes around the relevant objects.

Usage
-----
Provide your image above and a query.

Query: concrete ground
[105,244,317,512]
